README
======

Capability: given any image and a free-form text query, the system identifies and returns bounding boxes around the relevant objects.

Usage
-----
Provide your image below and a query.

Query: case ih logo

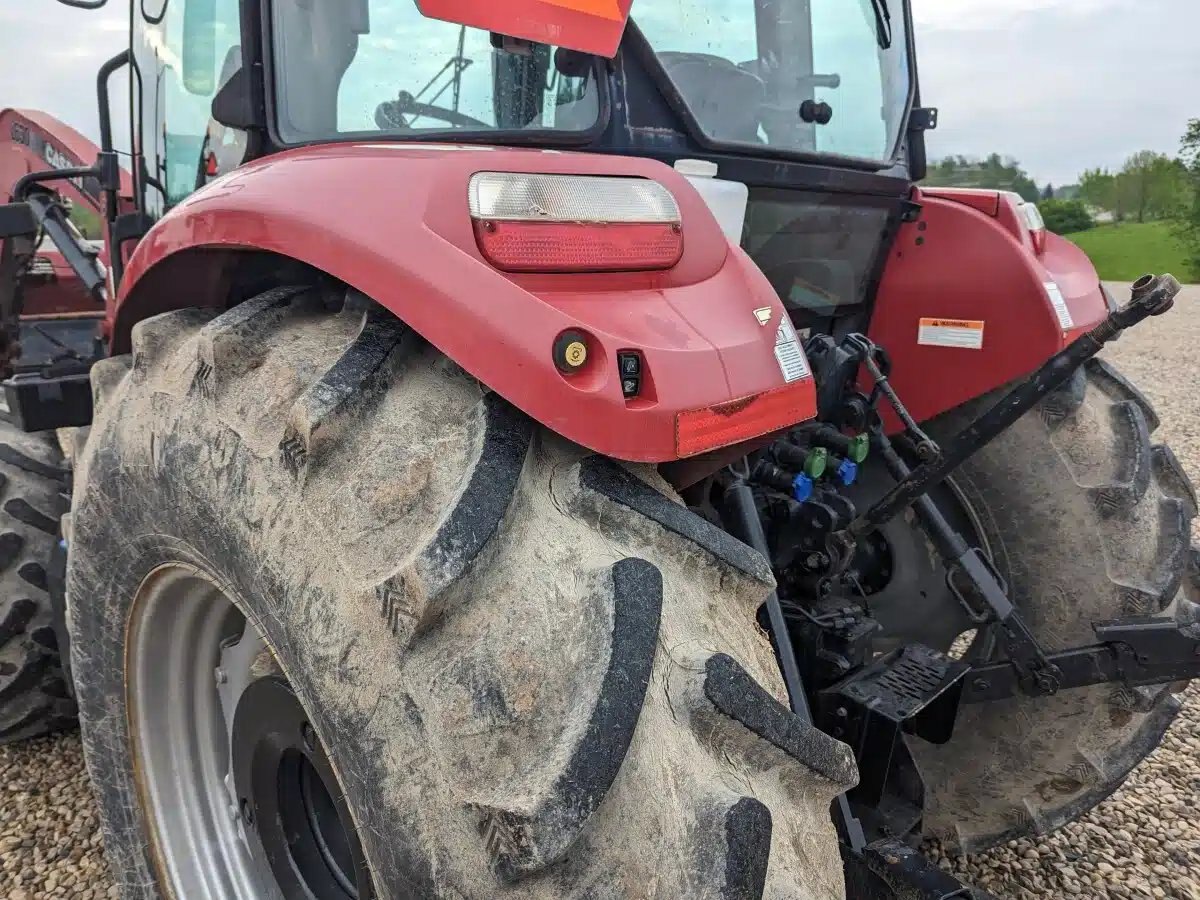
[9,120,101,206]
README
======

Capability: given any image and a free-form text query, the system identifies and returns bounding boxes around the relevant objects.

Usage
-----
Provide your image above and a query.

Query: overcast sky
[2,0,1196,186]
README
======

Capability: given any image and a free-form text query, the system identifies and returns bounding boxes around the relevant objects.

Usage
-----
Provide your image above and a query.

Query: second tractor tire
[0,421,74,745]
[915,358,1197,851]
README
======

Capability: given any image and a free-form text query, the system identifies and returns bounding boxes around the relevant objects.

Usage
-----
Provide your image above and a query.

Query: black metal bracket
[819,644,968,809]
[965,613,1200,703]
[1,366,95,432]
[112,211,154,245]
[0,203,37,240]
[899,199,923,223]
[909,107,939,132]
[844,840,997,900]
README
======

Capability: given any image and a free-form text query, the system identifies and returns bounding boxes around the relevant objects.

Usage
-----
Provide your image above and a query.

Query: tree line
[1076,151,1190,225]
[923,122,1200,271]
[924,154,1042,203]
[1179,119,1200,276]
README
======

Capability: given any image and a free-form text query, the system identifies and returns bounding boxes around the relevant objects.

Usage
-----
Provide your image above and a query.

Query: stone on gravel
[0,732,111,897]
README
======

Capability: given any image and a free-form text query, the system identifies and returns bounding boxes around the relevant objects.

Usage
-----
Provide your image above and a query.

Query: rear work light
[468,172,683,273]
[1021,201,1048,253]
[676,381,814,458]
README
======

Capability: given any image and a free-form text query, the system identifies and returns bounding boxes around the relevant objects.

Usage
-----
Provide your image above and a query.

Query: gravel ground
[1,283,1198,899]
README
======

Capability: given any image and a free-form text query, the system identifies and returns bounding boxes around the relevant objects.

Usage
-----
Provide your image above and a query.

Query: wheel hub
[231,676,370,900]
[840,464,994,656]
[127,566,372,900]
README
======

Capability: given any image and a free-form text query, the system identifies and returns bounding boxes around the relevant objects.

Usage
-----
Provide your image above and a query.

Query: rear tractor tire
[914,358,1197,852]
[68,288,858,899]
[0,421,75,745]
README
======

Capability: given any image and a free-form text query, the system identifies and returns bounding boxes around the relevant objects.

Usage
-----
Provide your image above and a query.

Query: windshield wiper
[869,0,893,49]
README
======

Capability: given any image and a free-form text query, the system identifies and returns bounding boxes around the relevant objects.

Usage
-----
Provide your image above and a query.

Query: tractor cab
[131,0,923,333]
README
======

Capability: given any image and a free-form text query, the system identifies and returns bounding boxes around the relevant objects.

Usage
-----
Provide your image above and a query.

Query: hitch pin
[844,273,1181,539]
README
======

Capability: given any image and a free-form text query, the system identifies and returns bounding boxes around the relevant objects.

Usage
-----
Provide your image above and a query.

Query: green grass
[1064,220,1196,283]
[68,204,103,240]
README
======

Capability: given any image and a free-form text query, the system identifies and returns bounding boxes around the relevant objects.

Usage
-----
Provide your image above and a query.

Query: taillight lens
[675,382,814,458]
[468,172,683,272]
[1021,202,1047,253]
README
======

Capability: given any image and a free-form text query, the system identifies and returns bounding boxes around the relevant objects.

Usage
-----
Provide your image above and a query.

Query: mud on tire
[68,288,857,899]
[0,422,75,745]
[915,358,1198,852]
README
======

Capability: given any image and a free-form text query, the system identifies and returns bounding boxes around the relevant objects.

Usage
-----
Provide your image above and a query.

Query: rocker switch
[618,352,642,398]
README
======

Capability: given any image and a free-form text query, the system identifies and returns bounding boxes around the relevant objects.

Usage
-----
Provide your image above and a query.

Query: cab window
[141,0,246,208]
[269,0,600,142]
[635,0,911,161]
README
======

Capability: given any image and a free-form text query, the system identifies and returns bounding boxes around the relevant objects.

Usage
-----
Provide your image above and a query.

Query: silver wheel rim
[126,565,279,900]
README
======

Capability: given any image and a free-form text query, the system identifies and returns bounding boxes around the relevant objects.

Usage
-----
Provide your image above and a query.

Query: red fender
[868,186,1111,426]
[116,144,816,462]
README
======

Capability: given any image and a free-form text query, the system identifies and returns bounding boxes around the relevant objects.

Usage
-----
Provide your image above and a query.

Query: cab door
[131,0,249,221]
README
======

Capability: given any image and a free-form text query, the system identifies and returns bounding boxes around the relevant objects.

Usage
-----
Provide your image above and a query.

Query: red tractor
[1,1,1195,898]
[0,107,132,743]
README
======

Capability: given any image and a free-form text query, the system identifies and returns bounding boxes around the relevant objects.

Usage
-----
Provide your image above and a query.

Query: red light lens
[473,220,683,273]
[676,382,814,458]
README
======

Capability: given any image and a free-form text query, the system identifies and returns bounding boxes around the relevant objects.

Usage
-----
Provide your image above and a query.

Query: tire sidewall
[69,411,437,897]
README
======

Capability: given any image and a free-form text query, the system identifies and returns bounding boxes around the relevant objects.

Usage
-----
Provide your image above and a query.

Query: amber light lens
[675,382,815,458]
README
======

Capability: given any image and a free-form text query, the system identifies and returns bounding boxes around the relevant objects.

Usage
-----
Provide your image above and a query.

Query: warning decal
[917,317,985,350]
[775,317,810,382]
[1044,281,1075,331]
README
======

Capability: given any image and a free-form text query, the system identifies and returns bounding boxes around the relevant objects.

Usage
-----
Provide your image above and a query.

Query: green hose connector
[847,433,870,464]
[804,447,829,479]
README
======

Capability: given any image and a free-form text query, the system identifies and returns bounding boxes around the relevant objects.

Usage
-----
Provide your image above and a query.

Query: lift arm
[964,614,1200,703]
